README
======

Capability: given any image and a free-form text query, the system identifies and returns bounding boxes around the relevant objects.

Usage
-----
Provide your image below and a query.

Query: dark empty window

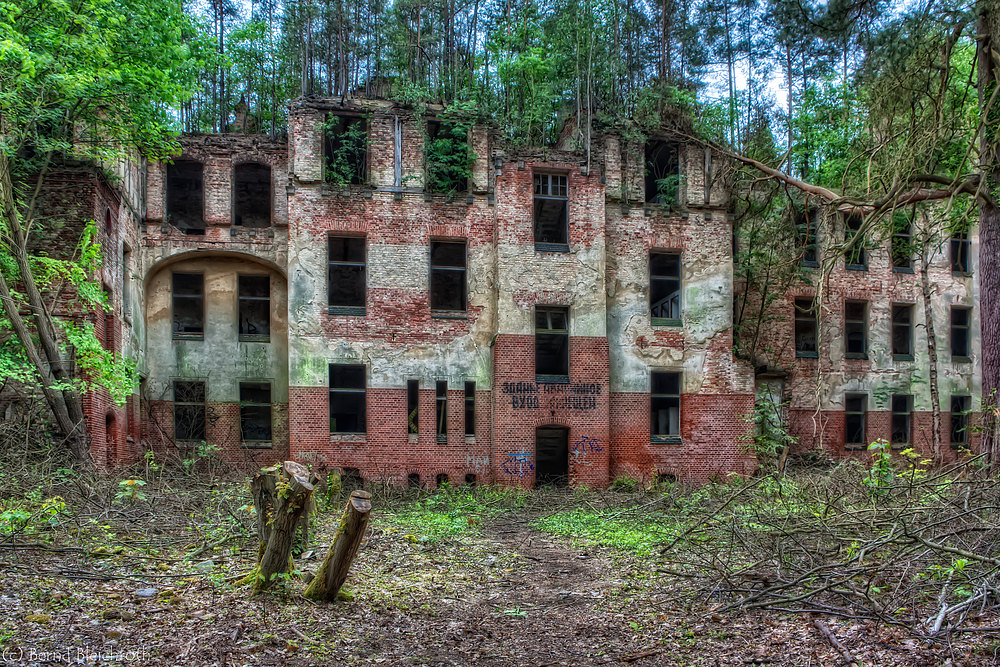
[240,382,272,445]
[535,307,569,382]
[891,213,912,270]
[891,304,913,358]
[891,394,911,447]
[651,371,681,442]
[408,473,421,488]
[407,380,419,434]
[845,394,867,448]
[951,307,971,360]
[325,115,367,185]
[102,285,114,352]
[533,173,569,250]
[174,381,206,441]
[166,160,205,234]
[951,395,970,449]
[122,249,131,318]
[430,241,467,312]
[172,273,204,339]
[952,229,971,274]
[464,381,476,437]
[794,298,818,358]
[436,381,448,443]
[795,208,819,267]
[233,163,271,227]
[845,300,868,358]
[650,252,681,324]
[844,214,866,269]
[425,120,470,194]
[238,275,270,341]
[645,140,680,205]
[328,236,366,315]
[436,473,449,487]
[330,364,366,433]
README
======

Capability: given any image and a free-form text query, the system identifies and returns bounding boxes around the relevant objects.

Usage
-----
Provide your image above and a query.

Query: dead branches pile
[661,456,1000,641]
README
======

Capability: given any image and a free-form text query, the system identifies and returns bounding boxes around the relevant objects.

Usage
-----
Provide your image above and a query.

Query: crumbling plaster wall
[760,215,981,415]
[285,102,497,392]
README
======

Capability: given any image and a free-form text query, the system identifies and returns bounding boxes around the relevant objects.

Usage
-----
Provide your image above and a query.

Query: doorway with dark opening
[535,426,568,488]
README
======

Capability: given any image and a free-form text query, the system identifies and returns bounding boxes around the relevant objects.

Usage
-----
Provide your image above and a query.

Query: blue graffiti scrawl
[501,452,535,478]
[570,435,604,465]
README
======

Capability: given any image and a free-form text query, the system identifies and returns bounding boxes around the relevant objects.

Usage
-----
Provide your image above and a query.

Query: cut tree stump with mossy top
[240,461,316,595]
[304,490,372,601]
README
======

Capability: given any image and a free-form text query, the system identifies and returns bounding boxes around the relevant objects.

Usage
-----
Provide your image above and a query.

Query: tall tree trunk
[978,0,1000,464]
[918,248,943,462]
[0,157,90,463]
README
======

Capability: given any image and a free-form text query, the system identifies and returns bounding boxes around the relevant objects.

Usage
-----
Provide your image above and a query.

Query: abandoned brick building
[50,96,981,486]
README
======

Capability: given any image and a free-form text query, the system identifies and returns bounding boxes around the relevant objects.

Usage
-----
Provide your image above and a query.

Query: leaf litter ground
[1,472,999,666]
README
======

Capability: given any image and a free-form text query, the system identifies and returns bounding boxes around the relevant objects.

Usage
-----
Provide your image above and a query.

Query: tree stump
[304,490,372,601]
[243,461,316,595]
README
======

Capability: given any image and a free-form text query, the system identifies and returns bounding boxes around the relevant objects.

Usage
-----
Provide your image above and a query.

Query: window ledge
[845,353,869,360]
[242,442,273,449]
[952,271,973,278]
[652,435,682,445]
[328,305,366,317]
[950,443,971,451]
[845,444,867,451]
[239,334,270,343]
[796,351,819,359]
[534,242,570,253]
[893,266,915,274]
[893,354,915,362]
[845,264,868,271]
[173,333,204,341]
[953,355,972,363]
[431,311,468,320]
[802,260,820,268]
[331,432,367,442]
[651,317,683,327]
[408,433,418,442]
[465,435,476,443]
[437,435,447,444]
[536,374,570,384]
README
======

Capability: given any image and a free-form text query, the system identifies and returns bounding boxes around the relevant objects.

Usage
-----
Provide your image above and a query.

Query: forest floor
[2,459,1000,666]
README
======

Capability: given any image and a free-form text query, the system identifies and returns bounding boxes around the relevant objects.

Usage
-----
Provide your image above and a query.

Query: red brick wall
[610,392,756,484]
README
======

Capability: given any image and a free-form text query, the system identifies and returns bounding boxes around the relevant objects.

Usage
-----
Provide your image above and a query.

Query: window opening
[644,140,680,205]
[845,300,868,358]
[174,381,206,441]
[533,173,569,250]
[430,241,467,312]
[794,298,818,358]
[240,382,272,445]
[436,381,448,443]
[891,394,911,447]
[891,304,913,358]
[464,381,476,437]
[845,394,867,448]
[233,163,271,227]
[166,160,205,234]
[330,364,366,433]
[328,236,366,315]
[651,371,681,442]
[650,252,681,324]
[844,214,866,269]
[951,395,970,449]
[407,380,419,435]
[172,273,204,339]
[535,307,569,382]
[324,114,368,185]
[238,275,270,341]
[951,307,971,359]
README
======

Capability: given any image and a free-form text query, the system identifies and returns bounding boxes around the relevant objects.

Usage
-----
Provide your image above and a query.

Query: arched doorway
[535,426,568,487]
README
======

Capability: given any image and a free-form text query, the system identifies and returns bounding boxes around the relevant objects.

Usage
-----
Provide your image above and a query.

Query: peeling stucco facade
[32,95,980,485]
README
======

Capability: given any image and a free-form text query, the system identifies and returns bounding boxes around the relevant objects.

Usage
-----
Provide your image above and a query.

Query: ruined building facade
[52,97,980,485]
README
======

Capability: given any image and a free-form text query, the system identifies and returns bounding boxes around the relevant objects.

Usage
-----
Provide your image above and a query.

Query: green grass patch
[379,485,529,543]
[533,508,680,555]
